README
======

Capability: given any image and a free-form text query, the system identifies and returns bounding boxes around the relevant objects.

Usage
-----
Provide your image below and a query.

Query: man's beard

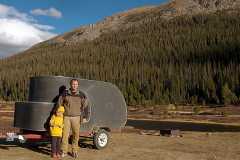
[70,88,78,94]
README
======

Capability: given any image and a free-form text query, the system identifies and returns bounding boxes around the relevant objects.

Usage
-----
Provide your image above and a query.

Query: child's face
[56,111,63,117]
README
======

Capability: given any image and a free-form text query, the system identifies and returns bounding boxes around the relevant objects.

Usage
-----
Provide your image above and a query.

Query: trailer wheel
[93,129,109,149]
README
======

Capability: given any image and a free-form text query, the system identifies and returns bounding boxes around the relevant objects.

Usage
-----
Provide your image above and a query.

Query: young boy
[49,106,65,159]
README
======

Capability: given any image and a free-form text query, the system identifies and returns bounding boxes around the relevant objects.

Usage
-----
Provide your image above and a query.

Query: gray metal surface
[14,76,127,131]
[14,102,54,131]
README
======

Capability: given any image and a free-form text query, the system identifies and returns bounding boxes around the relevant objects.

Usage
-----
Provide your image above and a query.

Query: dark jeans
[51,136,61,155]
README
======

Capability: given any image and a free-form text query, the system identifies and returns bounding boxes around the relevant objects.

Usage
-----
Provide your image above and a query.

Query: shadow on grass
[0,138,51,155]
[0,137,95,155]
[126,119,240,132]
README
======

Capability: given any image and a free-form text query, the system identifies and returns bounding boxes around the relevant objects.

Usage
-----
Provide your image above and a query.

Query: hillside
[37,0,240,45]
[0,0,240,105]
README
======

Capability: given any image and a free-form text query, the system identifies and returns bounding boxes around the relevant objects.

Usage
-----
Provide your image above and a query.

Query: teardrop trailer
[7,76,127,149]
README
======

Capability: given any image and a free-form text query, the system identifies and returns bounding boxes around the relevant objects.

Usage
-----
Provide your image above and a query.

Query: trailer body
[14,76,127,131]
[13,76,127,149]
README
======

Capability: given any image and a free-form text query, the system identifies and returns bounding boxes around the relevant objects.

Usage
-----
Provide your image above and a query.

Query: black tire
[93,129,109,149]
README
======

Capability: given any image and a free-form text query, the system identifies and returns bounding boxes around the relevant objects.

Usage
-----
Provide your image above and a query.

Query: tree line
[0,9,240,106]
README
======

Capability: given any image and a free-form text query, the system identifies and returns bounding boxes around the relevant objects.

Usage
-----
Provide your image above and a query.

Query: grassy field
[0,130,240,160]
[0,103,240,160]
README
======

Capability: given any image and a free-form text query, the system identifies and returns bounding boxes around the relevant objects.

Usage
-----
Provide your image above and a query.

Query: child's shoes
[51,153,58,159]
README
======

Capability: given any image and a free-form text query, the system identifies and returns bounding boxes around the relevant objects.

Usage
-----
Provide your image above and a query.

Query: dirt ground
[0,131,240,160]
[1,103,240,160]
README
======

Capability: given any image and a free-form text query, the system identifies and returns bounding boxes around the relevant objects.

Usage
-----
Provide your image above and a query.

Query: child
[49,105,65,159]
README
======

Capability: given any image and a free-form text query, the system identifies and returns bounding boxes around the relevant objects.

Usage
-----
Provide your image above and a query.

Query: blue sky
[0,0,167,57]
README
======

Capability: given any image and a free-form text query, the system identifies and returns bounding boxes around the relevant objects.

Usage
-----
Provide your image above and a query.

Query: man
[58,79,87,158]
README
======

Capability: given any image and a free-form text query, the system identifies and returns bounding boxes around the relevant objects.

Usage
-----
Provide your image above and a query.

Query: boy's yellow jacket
[49,106,64,137]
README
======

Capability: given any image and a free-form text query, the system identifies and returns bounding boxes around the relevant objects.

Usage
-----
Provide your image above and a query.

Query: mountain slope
[0,0,240,105]
[39,0,240,45]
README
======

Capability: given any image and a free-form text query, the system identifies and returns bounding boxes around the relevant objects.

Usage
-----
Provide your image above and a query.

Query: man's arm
[82,98,89,109]
[80,98,89,121]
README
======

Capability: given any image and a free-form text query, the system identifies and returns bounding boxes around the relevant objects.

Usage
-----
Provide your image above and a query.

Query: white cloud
[0,4,34,22]
[0,19,55,46]
[31,7,62,18]
[0,4,57,58]
[33,24,55,31]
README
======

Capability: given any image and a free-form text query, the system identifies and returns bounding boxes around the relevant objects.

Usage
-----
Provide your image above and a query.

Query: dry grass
[0,132,240,160]
[0,104,240,160]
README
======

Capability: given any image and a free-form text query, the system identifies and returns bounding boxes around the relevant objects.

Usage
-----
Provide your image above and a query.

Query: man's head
[70,79,79,94]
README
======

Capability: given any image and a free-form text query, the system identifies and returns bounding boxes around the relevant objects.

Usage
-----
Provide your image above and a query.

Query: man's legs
[61,116,71,154]
[71,116,80,153]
